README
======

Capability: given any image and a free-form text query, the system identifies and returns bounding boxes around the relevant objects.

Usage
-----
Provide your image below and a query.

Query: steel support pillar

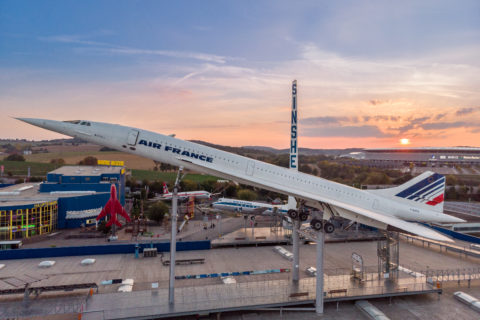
[169,167,183,305]
[292,220,300,282]
[315,229,324,314]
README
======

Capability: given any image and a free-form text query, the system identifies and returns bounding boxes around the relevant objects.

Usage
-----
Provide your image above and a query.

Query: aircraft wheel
[324,222,335,234]
[288,209,298,220]
[299,212,309,221]
[310,219,323,231]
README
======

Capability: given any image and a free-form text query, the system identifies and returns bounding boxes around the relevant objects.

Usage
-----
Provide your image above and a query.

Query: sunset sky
[1,1,479,149]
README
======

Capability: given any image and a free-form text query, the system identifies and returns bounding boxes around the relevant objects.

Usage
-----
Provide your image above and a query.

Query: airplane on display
[158,182,211,201]
[97,184,131,227]
[212,197,289,216]
[17,117,464,242]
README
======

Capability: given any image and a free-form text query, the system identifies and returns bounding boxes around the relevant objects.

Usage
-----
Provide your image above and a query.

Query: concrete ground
[3,222,480,319]
[2,238,480,294]
[20,216,246,248]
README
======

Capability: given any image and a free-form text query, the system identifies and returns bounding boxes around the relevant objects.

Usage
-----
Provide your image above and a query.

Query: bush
[98,220,111,234]
[50,158,66,165]
[4,154,25,161]
[146,202,169,224]
[78,156,98,165]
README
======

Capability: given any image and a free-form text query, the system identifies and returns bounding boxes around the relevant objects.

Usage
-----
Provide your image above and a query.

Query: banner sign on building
[97,160,125,166]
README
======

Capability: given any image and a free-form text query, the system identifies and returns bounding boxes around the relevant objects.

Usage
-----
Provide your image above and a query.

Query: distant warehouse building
[342,147,480,168]
[0,165,126,241]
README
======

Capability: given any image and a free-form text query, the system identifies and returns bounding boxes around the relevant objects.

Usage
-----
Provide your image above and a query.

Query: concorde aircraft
[16,118,464,242]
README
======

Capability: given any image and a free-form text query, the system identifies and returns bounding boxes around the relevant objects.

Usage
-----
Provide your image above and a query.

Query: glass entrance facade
[0,201,58,240]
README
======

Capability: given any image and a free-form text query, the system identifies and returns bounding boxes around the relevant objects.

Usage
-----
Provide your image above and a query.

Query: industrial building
[342,147,480,168]
[0,165,126,241]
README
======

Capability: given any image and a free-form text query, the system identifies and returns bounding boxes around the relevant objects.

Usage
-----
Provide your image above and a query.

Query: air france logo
[138,140,213,163]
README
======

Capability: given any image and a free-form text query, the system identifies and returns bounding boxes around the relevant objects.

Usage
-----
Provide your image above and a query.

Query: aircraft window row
[257,164,372,202]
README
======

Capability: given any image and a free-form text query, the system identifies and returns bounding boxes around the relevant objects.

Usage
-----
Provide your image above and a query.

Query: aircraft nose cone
[15,117,67,135]
[15,117,46,126]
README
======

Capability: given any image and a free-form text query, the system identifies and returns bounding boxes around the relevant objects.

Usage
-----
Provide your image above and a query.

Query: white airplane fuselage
[17,118,464,240]
[160,191,211,201]
[212,198,288,215]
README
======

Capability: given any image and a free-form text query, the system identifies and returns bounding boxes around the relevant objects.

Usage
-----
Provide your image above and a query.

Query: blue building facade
[43,166,126,228]
[0,165,127,238]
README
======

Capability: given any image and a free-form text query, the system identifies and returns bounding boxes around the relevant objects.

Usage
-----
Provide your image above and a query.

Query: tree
[299,164,312,174]
[199,179,217,192]
[181,179,199,191]
[98,220,111,234]
[446,175,458,186]
[364,172,391,185]
[237,189,257,201]
[393,174,413,185]
[4,154,25,161]
[224,184,237,197]
[146,202,169,224]
[78,156,98,165]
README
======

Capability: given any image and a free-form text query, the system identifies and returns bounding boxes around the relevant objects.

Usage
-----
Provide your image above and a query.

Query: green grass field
[0,160,57,177]
[130,169,218,183]
[0,160,218,183]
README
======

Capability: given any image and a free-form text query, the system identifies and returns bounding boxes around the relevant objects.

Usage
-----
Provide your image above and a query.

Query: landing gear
[299,212,309,221]
[310,219,323,231]
[288,209,299,220]
[288,209,309,221]
[310,219,335,233]
[324,222,335,234]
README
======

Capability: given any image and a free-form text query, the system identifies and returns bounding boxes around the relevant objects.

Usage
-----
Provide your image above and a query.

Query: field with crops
[24,143,156,170]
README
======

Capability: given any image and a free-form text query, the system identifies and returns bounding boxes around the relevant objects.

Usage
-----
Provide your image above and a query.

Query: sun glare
[400,138,410,145]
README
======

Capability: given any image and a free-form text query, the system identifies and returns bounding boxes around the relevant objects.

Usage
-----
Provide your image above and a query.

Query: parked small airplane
[17,117,464,242]
[158,182,211,201]
[212,197,289,216]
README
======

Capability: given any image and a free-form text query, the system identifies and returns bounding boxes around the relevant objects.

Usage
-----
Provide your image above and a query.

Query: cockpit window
[63,120,90,126]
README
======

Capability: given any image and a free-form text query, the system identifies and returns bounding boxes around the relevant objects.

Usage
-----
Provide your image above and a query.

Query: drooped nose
[16,118,67,135]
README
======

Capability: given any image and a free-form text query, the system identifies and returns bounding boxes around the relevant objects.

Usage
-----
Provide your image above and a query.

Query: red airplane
[97,184,131,227]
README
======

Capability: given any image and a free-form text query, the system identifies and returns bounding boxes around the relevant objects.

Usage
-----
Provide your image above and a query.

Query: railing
[77,280,434,320]
[400,264,480,283]
[0,296,86,318]
[0,266,441,319]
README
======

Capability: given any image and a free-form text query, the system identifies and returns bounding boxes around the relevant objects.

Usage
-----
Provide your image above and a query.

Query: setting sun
[400,138,410,145]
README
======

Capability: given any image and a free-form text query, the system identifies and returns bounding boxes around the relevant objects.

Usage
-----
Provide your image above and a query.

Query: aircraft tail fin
[369,171,445,212]
[163,182,169,195]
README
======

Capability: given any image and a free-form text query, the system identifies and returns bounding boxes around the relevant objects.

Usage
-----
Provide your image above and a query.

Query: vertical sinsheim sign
[290,80,298,170]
